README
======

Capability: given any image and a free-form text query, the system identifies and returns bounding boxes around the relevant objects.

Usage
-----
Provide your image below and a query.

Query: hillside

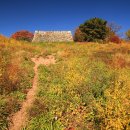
[0,36,130,130]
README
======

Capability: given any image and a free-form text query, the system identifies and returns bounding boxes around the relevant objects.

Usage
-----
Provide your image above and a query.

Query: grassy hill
[0,36,130,130]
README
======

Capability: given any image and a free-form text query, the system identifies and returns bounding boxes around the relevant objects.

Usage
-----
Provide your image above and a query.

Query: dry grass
[0,35,42,129]
[0,35,130,129]
[25,42,130,130]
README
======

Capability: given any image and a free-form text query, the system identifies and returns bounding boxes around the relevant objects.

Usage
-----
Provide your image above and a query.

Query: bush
[74,17,108,42]
[109,35,121,44]
[11,30,34,42]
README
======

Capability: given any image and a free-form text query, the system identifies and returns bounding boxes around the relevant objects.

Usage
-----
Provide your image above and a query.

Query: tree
[107,22,121,34]
[106,22,121,43]
[11,30,34,42]
[74,28,85,42]
[75,17,108,42]
[125,29,130,40]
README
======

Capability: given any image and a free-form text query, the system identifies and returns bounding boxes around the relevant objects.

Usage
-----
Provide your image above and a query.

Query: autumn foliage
[74,28,85,42]
[11,30,34,42]
[109,35,121,44]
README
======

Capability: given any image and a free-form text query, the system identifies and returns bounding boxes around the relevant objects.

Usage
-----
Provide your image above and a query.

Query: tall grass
[0,35,130,129]
[0,35,42,129]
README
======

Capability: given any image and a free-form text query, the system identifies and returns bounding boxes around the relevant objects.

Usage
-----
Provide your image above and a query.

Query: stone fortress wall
[32,31,73,42]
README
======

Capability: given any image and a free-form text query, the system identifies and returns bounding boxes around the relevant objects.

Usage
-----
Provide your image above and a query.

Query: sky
[0,0,130,37]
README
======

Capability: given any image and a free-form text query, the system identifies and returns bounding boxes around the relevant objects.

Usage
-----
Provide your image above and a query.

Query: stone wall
[32,31,73,42]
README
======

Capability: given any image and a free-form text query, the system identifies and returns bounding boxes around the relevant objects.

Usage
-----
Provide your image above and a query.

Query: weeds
[0,35,130,129]
[0,35,41,129]
[26,43,130,130]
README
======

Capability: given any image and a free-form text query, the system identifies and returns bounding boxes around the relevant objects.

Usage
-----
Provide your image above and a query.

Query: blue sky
[0,0,130,37]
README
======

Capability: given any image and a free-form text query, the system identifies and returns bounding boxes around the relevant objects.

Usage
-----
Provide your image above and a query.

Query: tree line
[74,17,130,43]
[10,17,130,43]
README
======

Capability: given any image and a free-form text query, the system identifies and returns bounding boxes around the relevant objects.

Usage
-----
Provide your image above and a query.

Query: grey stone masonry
[32,31,73,42]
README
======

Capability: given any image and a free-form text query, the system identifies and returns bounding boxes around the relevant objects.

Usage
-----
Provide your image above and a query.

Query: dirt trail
[9,55,56,130]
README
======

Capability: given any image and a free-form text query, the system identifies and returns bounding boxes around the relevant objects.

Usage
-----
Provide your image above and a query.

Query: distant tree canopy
[74,17,108,42]
[125,29,130,40]
[11,30,34,42]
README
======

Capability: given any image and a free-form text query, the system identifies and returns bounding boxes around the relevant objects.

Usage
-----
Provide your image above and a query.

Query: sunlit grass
[0,35,130,129]
[26,42,130,130]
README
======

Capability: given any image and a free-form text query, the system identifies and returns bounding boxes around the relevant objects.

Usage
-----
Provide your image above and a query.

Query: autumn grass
[25,42,130,130]
[0,34,130,129]
[0,35,42,129]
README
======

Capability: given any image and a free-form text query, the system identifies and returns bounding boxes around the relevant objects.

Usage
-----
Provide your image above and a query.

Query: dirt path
[9,55,56,130]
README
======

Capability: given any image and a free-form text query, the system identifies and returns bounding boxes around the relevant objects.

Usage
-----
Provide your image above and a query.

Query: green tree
[76,17,108,42]
[125,29,130,40]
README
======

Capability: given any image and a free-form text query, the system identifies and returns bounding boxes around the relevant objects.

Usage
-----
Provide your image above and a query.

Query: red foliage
[11,30,34,42]
[109,35,121,44]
